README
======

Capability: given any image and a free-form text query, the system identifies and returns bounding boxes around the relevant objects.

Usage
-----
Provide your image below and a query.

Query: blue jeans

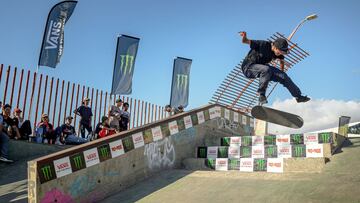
[65,134,88,145]
[243,64,301,97]
[0,132,10,159]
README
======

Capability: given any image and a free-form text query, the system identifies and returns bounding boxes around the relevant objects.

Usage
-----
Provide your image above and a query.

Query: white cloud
[267,98,360,134]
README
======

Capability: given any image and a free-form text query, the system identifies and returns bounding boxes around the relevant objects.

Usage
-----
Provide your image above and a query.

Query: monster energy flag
[111,35,140,95]
[170,57,192,108]
[38,1,77,68]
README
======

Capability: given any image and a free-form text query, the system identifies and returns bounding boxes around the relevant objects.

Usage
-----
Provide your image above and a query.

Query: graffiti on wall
[144,137,176,170]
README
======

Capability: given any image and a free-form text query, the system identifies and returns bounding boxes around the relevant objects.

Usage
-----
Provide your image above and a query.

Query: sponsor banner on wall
[254,158,267,171]
[304,133,319,145]
[291,134,304,145]
[240,158,254,172]
[267,158,284,173]
[151,126,163,142]
[109,140,125,158]
[197,111,205,124]
[277,145,292,158]
[306,144,324,158]
[209,107,217,119]
[184,115,193,129]
[265,145,278,158]
[197,147,207,158]
[228,158,240,170]
[132,132,145,149]
[228,146,240,159]
[70,153,86,172]
[53,156,72,178]
[241,136,252,146]
[276,134,291,145]
[233,112,239,123]
[250,118,254,128]
[241,115,247,125]
[292,145,306,157]
[98,144,112,162]
[264,135,276,145]
[240,146,252,158]
[207,146,218,159]
[218,147,229,158]
[215,158,228,171]
[168,121,179,135]
[252,145,265,158]
[83,148,100,168]
[252,136,264,146]
[318,132,333,143]
[224,109,230,120]
[215,106,221,118]
[230,137,242,146]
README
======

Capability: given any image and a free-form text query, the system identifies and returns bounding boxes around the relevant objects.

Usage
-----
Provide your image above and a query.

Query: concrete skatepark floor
[102,138,360,203]
[1,138,360,203]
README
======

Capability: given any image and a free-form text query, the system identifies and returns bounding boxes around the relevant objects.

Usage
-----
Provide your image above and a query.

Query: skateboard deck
[251,105,303,129]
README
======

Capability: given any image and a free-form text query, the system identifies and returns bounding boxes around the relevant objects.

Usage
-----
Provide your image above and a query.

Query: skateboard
[251,105,303,129]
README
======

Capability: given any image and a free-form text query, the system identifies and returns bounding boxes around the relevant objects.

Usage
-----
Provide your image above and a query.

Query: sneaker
[296,95,311,103]
[0,156,14,163]
[259,95,268,105]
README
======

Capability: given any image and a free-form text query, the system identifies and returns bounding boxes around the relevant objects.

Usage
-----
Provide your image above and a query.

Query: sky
[1,0,360,132]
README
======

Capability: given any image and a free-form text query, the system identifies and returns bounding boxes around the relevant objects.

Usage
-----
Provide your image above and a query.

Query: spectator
[109,98,123,131]
[36,114,56,144]
[1,104,20,140]
[74,98,93,139]
[0,105,13,163]
[60,116,88,145]
[95,116,116,139]
[120,102,130,131]
[165,104,184,115]
[12,108,32,140]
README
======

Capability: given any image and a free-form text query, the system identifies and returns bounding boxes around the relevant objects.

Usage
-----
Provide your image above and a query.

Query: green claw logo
[73,155,83,169]
[176,74,188,91]
[256,159,266,170]
[319,133,330,143]
[292,134,303,144]
[41,165,53,181]
[120,55,135,75]
[199,148,206,158]
[241,147,251,157]
[99,147,110,159]
[293,146,304,157]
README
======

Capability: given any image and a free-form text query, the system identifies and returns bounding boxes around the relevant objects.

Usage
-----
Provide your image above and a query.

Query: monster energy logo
[41,165,53,181]
[120,55,134,74]
[99,146,110,159]
[265,136,275,145]
[176,74,188,90]
[199,148,206,158]
[241,147,251,157]
[293,146,304,157]
[229,159,239,169]
[319,133,331,143]
[218,147,228,158]
[242,137,251,146]
[207,159,216,169]
[256,159,266,171]
[292,134,303,144]
[222,138,230,146]
[123,139,132,149]
[266,147,276,157]
[73,155,83,169]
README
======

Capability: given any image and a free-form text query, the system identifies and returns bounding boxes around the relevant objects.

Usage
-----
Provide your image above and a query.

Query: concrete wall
[28,104,254,203]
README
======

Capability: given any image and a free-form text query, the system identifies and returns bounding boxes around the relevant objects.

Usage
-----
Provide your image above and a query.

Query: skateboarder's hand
[238,31,247,37]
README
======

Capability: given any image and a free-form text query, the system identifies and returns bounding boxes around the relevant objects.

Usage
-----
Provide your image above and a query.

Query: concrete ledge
[8,140,70,161]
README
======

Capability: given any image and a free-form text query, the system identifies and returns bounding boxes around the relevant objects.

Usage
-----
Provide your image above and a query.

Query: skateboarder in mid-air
[239,31,310,105]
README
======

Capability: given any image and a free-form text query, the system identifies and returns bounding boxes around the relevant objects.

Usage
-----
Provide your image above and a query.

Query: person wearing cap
[0,104,13,162]
[36,113,56,144]
[239,32,310,105]
[59,116,88,145]
[109,98,123,131]
[74,97,93,139]
[13,107,32,140]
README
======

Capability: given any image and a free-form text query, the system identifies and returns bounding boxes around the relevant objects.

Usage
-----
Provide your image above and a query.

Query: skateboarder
[239,32,310,105]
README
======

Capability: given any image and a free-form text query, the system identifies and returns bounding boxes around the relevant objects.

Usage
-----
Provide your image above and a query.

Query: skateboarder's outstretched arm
[239,31,251,45]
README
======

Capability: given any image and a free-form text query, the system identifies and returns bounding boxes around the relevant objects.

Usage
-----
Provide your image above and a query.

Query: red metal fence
[0,64,167,132]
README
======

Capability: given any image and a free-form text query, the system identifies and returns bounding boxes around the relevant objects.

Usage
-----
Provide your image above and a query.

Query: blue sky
[1,0,359,109]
